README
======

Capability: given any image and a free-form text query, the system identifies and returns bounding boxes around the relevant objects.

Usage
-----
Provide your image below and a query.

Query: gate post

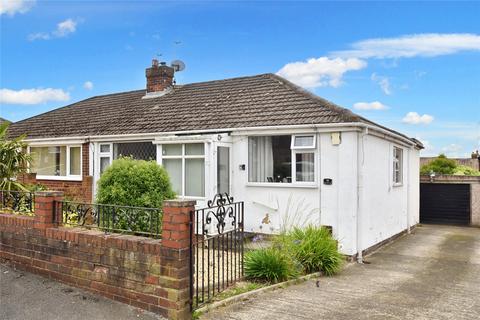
[161,200,196,320]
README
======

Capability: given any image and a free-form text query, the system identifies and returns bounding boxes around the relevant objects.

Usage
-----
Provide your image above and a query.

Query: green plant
[0,122,31,191]
[420,154,457,175]
[244,248,299,283]
[453,165,480,176]
[96,157,175,233]
[278,225,344,276]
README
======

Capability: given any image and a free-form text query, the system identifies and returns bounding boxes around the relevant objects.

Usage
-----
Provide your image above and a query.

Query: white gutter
[23,122,418,148]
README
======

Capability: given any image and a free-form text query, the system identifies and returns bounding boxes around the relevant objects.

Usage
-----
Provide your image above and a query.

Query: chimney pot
[152,59,159,67]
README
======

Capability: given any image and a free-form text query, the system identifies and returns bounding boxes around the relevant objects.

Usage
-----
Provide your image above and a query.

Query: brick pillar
[160,200,195,320]
[34,191,64,230]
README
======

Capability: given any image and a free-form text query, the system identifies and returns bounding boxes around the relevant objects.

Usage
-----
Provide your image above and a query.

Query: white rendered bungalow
[9,60,423,259]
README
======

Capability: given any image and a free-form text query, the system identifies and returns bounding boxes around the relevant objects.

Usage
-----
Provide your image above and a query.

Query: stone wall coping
[34,191,65,197]
[164,199,197,207]
[420,175,480,184]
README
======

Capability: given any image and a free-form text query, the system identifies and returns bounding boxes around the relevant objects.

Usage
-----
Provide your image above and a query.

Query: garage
[420,183,470,225]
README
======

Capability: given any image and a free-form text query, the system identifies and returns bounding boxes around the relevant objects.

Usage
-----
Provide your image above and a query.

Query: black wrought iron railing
[54,201,163,238]
[0,190,35,215]
[190,193,244,309]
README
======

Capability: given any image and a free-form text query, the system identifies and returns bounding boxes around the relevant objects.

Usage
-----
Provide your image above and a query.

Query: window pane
[186,159,205,197]
[185,143,204,155]
[100,157,110,174]
[162,144,182,156]
[294,136,314,148]
[100,144,110,153]
[30,146,66,176]
[217,147,230,194]
[69,147,81,175]
[248,136,291,183]
[296,153,314,182]
[163,159,182,195]
[113,142,156,160]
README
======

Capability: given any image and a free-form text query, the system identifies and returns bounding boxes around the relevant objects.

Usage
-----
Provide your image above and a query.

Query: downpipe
[356,128,367,264]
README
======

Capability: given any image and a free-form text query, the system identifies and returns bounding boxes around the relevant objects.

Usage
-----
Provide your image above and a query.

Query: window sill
[393,183,403,187]
[246,182,318,189]
[36,175,83,182]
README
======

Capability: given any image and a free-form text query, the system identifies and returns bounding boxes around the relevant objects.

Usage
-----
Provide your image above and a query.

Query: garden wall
[0,191,194,320]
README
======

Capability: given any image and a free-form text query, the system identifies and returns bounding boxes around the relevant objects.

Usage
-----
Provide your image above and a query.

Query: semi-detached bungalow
[8,60,423,259]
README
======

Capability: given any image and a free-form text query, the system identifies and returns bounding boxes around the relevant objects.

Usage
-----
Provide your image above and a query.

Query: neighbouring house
[7,59,423,257]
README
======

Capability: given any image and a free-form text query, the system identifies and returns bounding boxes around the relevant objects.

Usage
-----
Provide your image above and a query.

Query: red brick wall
[0,194,193,319]
[19,143,93,202]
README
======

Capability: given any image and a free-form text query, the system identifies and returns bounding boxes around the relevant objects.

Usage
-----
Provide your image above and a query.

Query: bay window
[30,145,82,179]
[248,135,316,184]
[161,143,205,198]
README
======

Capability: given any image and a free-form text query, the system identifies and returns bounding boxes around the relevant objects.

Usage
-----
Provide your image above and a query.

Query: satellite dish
[171,60,186,72]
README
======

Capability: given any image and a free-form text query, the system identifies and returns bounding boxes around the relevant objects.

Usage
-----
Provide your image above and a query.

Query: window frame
[392,146,403,186]
[160,143,206,199]
[28,144,83,181]
[291,134,316,150]
[247,134,318,187]
[98,143,113,175]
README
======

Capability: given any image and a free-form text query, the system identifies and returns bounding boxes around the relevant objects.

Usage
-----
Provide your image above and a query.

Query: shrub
[278,225,343,276]
[96,157,175,233]
[244,248,299,283]
[453,165,480,176]
[420,154,457,175]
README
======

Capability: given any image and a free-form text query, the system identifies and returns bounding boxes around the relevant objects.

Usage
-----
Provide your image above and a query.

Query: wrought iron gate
[190,193,244,309]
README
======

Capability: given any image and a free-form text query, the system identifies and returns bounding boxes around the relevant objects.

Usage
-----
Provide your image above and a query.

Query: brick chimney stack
[146,59,174,93]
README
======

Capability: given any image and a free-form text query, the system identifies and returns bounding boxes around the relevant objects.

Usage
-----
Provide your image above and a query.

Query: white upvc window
[29,145,82,180]
[248,135,316,185]
[160,143,205,198]
[98,143,113,174]
[291,134,316,150]
[393,146,403,186]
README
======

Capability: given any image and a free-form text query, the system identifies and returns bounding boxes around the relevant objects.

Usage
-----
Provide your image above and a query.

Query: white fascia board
[24,122,416,148]
[26,139,87,146]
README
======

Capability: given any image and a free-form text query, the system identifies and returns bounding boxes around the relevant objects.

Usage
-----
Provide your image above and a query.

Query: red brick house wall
[18,142,93,202]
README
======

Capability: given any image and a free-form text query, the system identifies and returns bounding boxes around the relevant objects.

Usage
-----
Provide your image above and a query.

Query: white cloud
[402,112,434,125]
[441,144,463,157]
[353,101,389,110]
[0,0,35,16]
[332,33,480,59]
[277,57,366,88]
[371,73,392,95]
[28,18,78,41]
[83,81,93,90]
[0,88,70,105]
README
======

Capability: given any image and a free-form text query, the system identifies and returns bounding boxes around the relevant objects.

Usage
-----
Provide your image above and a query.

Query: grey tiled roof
[7,73,418,145]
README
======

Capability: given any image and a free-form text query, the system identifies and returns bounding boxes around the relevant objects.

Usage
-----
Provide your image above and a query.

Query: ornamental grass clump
[278,225,344,276]
[244,247,299,283]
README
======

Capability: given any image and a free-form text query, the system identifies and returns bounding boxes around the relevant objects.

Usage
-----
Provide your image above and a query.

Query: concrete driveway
[202,225,480,320]
[0,263,165,320]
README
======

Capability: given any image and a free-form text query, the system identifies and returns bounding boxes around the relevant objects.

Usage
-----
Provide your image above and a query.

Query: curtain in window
[248,136,274,182]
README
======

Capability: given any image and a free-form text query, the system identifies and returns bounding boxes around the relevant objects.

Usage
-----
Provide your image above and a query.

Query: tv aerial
[171,60,186,72]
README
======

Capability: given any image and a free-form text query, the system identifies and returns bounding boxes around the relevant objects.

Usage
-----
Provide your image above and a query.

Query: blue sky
[1,0,479,157]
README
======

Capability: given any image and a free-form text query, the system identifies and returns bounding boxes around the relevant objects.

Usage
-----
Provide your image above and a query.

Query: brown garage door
[420,183,470,225]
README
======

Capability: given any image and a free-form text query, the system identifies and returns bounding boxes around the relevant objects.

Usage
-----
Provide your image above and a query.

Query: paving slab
[0,262,165,320]
[201,225,480,320]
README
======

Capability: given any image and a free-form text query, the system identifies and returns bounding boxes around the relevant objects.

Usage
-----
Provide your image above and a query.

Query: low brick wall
[0,192,194,320]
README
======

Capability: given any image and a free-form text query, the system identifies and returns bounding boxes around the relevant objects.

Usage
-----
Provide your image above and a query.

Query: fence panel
[190,193,244,309]
[54,201,162,238]
[0,190,35,215]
